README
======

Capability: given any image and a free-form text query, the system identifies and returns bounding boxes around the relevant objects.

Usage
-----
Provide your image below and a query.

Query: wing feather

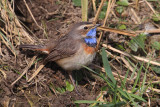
[44,36,80,63]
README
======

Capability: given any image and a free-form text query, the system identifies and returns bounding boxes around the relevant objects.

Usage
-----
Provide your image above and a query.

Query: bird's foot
[68,73,82,96]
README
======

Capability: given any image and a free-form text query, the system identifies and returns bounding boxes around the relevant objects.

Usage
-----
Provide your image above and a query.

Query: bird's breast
[56,43,96,71]
[82,43,96,54]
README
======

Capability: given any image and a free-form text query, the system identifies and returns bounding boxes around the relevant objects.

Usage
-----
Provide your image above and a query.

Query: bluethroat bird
[19,22,100,93]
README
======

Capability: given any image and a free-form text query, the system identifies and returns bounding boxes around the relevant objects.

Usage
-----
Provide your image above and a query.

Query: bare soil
[0,0,102,106]
[0,0,160,106]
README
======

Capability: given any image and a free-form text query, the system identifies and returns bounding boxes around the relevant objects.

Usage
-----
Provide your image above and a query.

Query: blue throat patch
[84,28,97,47]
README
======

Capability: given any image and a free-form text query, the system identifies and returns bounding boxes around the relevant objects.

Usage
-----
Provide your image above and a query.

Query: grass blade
[131,63,143,93]
[102,47,116,85]
[74,100,101,104]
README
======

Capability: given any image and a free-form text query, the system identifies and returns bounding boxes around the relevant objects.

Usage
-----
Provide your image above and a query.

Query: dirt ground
[0,0,103,106]
[0,0,160,106]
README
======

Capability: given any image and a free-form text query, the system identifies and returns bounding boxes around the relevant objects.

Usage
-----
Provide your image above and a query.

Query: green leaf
[56,1,61,4]
[128,39,139,52]
[117,0,129,6]
[140,68,147,95]
[113,82,118,103]
[118,88,130,99]
[56,87,65,93]
[99,2,108,19]
[151,66,160,74]
[99,11,106,19]
[99,102,126,107]
[13,69,26,79]
[66,81,74,92]
[152,41,160,50]
[116,44,125,51]
[132,63,143,93]
[122,69,129,87]
[118,89,139,106]
[128,34,146,53]
[129,93,147,102]
[72,0,81,6]
[74,100,126,107]
[102,47,116,85]
[101,86,107,91]
[118,24,126,30]
[116,6,124,14]
[152,14,160,21]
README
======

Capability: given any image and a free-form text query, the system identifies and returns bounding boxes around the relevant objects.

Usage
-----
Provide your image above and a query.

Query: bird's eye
[84,26,88,30]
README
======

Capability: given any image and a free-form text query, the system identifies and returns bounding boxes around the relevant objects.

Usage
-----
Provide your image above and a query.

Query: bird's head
[69,22,100,47]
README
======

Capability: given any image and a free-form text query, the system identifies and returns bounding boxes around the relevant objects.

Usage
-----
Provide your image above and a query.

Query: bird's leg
[68,71,81,96]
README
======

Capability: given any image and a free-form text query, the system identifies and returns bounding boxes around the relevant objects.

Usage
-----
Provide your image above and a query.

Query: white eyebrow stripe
[77,25,86,30]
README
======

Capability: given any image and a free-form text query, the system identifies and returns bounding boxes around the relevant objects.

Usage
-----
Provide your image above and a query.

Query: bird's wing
[44,36,80,63]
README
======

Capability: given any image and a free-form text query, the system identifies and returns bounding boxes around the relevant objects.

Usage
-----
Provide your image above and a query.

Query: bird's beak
[94,24,101,28]
[86,24,101,38]
[91,24,101,29]
[88,23,101,31]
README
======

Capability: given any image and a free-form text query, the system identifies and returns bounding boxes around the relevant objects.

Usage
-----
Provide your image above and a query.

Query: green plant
[75,48,147,106]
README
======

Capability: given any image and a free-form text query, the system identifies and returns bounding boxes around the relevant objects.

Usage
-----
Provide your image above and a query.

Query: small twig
[0,29,16,56]
[104,50,137,79]
[92,64,134,83]
[145,93,151,107]
[11,56,37,85]
[145,81,160,84]
[0,42,4,57]
[23,0,43,30]
[92,0,96,14]
[111,10,118,19]
[97,27,137,37]
[39,6,59,15]
[135,0,139,9]
[144,0,160,20]
[136,29,160,33]
[93,0,105,23]
[5,1,35,43]
[35,81,43,98]
[27,64,45,82]
[105,50,121,63]
[120,56,137,80]
[96,0,115,51]
[22,90,34,106]
[130,8,141,24]
[0,68,7,79]
[148,87,160,93]
[128,0,144,5]
[103,44,160,66]
[121,57,135,72]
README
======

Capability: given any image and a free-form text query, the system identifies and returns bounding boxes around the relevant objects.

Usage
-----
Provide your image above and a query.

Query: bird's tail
[19,44,44,49]
[19,44,49,54]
